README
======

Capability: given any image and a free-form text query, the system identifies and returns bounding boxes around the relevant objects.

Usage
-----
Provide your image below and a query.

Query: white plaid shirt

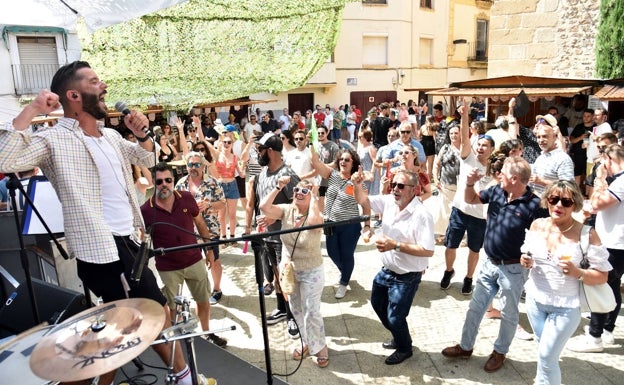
[0,118,155,263]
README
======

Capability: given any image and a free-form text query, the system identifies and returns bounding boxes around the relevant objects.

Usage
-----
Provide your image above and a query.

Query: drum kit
[0,297,224,384]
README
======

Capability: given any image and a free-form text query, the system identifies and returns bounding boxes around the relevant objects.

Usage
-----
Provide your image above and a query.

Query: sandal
[292,346,309,361]
[316,356,329,368]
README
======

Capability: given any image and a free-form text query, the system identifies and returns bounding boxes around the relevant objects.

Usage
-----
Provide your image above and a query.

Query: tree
[596,0,624,78]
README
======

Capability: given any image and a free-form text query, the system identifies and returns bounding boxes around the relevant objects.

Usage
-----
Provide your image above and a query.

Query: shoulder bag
[578,225,616,313]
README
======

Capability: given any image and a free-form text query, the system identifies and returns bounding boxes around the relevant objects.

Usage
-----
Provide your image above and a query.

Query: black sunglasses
[156,177,173,185]
[294,137,306,141]
[390,182,415,190]
[547,196,574,208]
[400,130,411,134]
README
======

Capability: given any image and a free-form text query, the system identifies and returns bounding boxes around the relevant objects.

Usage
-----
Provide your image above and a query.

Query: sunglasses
[195,147,207,152]
[597,145,607,154]
[478,134,493,140]
[390,182,414,190]
[400,131,411,134]
[187,162,202,168]
[399,151,413,155]
[339,157,352,162]
[222,141,232,144]
[294,137,306,141]
[280,136,287,140]
[156,177,173,185]
[536,118,551,127]
[547,196,575,208]
[293,187,311,195]
[317,132,326,135]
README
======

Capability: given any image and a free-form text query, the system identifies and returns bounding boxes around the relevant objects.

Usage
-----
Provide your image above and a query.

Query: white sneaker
[583,325,615,346]
[515,325,534,341]
[567,333,604,353]
[335,284,348,299]
[198,374,217,385]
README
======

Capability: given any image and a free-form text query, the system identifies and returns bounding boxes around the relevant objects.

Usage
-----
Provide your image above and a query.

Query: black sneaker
[287,319,300,339]
[440,269,455,290]
[209,290,222,305]
[207,333,228,348]
[461,277,473,295]
[266,309,287,325]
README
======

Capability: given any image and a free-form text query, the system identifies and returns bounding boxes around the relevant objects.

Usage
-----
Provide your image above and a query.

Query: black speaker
[0,278,87,337]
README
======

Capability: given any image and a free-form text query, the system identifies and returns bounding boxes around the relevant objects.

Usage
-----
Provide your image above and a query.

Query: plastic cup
[560,255,572,262]
[361,228,372,243]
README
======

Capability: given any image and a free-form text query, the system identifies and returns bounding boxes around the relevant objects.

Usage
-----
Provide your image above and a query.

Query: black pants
[589,247,624,335]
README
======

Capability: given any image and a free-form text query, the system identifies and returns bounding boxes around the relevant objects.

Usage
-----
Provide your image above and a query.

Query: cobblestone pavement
[202,221,623,385]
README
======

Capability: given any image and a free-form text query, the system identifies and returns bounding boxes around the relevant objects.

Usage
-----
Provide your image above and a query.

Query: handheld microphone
[115,101,149,134]
[130,234,151,286]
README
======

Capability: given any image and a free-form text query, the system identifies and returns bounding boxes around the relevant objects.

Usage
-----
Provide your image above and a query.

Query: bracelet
[136,134,152,142]
[275,186,282,191]
[466,183,475,187]
[578,269,585,281]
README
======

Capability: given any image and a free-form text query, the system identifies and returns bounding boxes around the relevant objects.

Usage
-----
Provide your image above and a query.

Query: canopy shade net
[80,0,351,110]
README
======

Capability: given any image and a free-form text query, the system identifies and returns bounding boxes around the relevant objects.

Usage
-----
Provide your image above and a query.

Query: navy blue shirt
[479,185,544,260]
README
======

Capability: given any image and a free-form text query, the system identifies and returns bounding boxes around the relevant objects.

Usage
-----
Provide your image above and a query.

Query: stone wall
[488,0,600,78]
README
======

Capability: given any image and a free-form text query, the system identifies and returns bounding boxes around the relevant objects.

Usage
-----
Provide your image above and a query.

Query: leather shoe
[441,344,473,358]
[484,350,505,372]
[382,339,396,349]
[384,349,413,365]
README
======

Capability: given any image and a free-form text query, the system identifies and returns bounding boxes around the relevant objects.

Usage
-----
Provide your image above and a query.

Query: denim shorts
[220,180,240,199]
[445,207,486,252]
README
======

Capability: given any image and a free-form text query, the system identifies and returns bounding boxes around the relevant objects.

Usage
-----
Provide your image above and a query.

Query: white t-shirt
[587,122,613,161]
[285,147,313,180]
[452,150,491,219]
[243,122,261,142]
[595,172,624,249]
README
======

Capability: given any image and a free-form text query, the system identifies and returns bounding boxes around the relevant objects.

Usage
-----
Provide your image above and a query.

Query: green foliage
[596,0,624,78]
[80,0,353,111]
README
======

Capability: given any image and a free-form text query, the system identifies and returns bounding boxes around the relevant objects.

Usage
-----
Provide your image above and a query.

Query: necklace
[553,220,575,233]
[83,130,103,143]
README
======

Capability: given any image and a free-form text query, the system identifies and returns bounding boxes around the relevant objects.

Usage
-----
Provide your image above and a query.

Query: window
[362,0,387,4]
[362,35,388,66]
[6,31,63,95]
[475,19,489,60]
[419,38,433,66]
[420,0,433,9]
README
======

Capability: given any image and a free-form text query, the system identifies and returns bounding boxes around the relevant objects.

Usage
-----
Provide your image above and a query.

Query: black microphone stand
[5,173,72,327]
[152,215,369,385]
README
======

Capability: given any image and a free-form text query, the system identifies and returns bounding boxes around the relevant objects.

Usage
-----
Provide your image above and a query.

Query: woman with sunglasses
[310,147,370,299]
[162,123,179,152]
[384,144,432,201]
[356,129,377,193]
[519,180,610,385]
[420,115,438,181]
[156,134,179,162]
[177,117,220,179]
[432,124,461,242]
[280,130,297,156]
[259,180,329,367]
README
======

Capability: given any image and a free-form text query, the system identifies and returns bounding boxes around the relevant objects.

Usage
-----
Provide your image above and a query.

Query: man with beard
[245,133,301,338]
[142,163,227,348]
[0,61,214,384]
[370,102,393,149]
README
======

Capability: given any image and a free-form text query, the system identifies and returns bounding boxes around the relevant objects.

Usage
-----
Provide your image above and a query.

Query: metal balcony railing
[467,42,487,62]
[11,64,60,95]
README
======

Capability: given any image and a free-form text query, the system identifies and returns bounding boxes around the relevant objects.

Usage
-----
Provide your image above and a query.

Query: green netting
[80,0,353,111]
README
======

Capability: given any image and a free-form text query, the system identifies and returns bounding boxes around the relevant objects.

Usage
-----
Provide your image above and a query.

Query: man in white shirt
[278,107,291,132]
[529,119,574,197]
[243,114,262,143]
[285,131,315,182]
[587,108,613,163]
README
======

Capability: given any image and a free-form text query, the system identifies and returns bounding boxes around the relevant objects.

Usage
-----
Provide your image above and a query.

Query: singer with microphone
[141,162,227,348]
[0,61,213,385]
[352,168,435,366]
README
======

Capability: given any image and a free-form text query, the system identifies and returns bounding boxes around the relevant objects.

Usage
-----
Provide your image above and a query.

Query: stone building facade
[488,0,600,79]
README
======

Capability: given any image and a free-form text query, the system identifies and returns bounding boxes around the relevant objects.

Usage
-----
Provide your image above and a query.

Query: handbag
[278,210,306,295]
[578,225,616,313]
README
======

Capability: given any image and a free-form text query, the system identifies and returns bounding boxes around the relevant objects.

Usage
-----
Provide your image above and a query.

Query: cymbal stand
[164,285,200,385]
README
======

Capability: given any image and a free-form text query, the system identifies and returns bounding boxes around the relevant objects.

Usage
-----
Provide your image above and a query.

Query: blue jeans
[460,259,524,354]
[526,296,580,385]
[371,267,422,353]
[325,223,361,285]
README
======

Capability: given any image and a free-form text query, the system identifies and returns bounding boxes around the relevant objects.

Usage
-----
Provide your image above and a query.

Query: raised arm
[507,97,519,139]
[309,142,332,179]
[176,117,190,155]
[458,98,471,159]
[259,176,288,220]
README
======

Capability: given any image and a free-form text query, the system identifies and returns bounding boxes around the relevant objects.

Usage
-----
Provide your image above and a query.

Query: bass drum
[0,324,59,385]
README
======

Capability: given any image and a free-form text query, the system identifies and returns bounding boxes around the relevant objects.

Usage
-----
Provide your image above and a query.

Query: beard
[258,152,270,166]
[82,91,107,120]
[156,187,172,200]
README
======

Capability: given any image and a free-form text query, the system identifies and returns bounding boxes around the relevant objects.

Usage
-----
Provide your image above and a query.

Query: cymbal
[0,323,56,385]
[29,298,165,382]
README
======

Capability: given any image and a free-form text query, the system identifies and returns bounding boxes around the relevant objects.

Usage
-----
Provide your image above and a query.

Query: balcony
[11,64,60,95]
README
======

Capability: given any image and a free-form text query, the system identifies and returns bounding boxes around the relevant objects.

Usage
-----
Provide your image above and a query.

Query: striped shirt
[530,148,574,197]
[324,169,365,222]
[0,118,155,263]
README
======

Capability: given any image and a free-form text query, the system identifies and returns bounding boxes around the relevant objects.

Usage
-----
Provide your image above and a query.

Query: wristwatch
[394,242,401,252]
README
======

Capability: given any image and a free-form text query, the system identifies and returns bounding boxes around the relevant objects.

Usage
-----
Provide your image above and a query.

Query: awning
[104,98,277,117]
[427,75,600,99]
[593,82,624,101]
[427,86,593,98]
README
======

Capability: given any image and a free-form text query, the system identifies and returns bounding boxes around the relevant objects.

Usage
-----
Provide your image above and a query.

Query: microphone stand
[5,173,72,327]
[152,215,369,385]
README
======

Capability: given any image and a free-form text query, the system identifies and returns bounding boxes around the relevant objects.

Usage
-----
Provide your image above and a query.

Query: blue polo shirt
[479,185,544,260]
[386,138,426,164]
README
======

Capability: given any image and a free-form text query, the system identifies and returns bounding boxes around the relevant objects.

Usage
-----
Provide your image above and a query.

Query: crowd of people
[1,60,622,384]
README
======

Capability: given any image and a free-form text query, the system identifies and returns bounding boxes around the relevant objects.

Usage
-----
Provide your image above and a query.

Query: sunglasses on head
[293,187,311,195]
[156,177,173,185]
[187,162,202,168]
[390,182,414,190]
[547,196,575,208]
[478,134,493,140]
[536,118,551,127]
